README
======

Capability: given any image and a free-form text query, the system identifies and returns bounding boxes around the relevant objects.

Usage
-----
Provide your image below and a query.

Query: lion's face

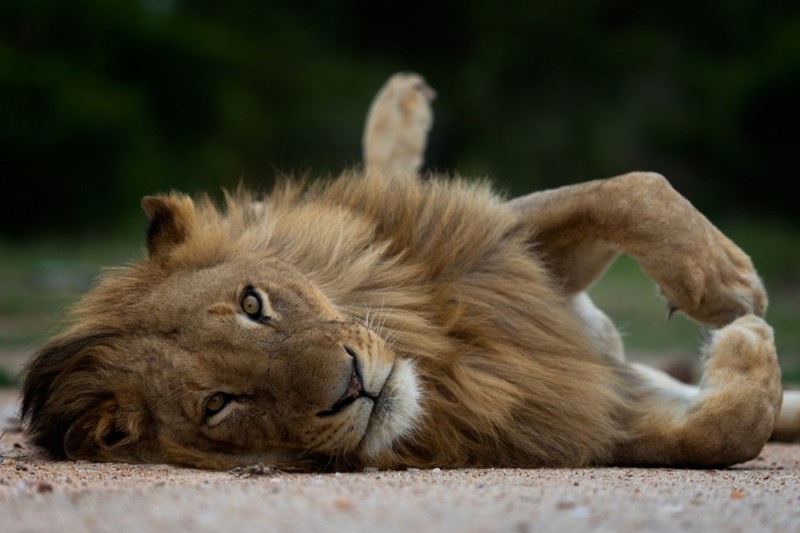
[22,195,421,469]
[137,261,419,464]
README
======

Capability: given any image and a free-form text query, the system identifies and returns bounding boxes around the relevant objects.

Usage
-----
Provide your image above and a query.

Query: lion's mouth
[316,347,378,418]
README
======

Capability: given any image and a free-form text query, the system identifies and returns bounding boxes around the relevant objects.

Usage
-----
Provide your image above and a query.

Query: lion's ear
[141,195,197,259]
[63,397,145,461]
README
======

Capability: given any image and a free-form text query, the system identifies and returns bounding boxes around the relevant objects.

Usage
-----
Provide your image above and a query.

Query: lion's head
[22,191,421,470]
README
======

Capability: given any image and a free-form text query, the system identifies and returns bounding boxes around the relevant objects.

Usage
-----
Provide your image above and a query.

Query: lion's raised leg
[509,171,766,327]
[614,315,782,466]
[362,72,436,178]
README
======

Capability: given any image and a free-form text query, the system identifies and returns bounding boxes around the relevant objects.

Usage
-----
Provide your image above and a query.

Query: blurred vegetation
[1,0,798,383]
[2,0,800,235]
[0,367,14,387]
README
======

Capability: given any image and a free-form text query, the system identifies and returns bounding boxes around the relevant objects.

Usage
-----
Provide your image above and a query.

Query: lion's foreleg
[509,171,766,328]
[616,315,781,467]
[508,178,622,295]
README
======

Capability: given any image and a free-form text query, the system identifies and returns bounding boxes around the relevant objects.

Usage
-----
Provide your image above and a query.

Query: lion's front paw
[652,229,767,328]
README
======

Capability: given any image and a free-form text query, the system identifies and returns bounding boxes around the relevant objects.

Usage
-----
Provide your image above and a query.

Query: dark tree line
[2,0,799,237]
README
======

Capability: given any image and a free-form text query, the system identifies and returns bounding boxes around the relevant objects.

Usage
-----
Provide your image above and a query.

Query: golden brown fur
[21,73,796,471]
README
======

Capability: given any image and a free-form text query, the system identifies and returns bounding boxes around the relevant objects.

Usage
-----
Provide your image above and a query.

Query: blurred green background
[1,0,798,385]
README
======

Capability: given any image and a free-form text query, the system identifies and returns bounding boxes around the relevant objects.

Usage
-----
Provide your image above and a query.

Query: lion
[21,72,800,471]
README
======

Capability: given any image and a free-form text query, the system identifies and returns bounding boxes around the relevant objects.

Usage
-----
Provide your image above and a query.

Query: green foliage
[721,217,800,284]
[2,0,800,237]
[0,366,16,387]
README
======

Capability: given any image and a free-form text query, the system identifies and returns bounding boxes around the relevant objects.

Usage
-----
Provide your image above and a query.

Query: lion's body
[21,72,798,470]
[23,175,633,469]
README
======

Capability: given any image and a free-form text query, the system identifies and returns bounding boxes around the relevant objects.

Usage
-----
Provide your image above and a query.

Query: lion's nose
[316,345,364,417]
[341,345,363,400]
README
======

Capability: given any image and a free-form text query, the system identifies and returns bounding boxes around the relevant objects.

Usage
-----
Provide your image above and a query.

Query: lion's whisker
[157,385,192,407]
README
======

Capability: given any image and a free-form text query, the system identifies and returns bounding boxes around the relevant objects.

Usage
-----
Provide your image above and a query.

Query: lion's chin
[358,358,422,460]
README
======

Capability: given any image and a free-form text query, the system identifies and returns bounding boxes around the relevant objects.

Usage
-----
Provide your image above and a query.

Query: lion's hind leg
[616,315,782,467]
[362,72,435,178]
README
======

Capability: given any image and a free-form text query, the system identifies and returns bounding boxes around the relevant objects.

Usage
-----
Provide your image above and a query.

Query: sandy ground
[2,389,799,533]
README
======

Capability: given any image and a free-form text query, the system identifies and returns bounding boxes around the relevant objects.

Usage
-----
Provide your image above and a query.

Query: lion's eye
[242,292,262,317]
[239,287,276,325]
[205,393,231,416]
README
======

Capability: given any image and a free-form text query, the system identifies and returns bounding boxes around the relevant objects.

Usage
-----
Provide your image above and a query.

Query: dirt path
[2,388,799,532]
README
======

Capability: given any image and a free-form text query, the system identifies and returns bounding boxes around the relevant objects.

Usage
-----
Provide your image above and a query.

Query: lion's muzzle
[316,344,373,417]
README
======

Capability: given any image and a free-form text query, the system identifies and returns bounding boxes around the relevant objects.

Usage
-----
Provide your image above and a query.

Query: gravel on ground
[2,389,799,533]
